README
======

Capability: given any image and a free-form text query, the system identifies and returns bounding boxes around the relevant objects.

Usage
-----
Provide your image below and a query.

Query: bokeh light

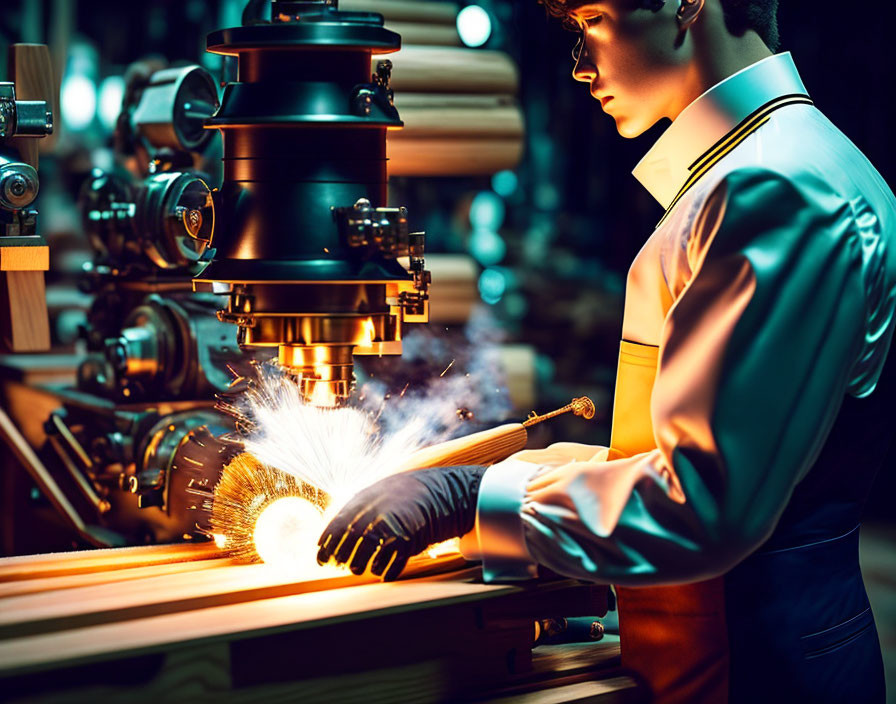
[478,267,507,304]
[469,190,506,230]
[457,5,492,48]
[491,169,518,198]
[61,74,97,131]
[98,76,125,131]
[470,228,506,266]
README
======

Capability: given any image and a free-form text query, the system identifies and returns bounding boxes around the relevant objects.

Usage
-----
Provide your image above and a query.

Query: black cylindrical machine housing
[194,1,430,405]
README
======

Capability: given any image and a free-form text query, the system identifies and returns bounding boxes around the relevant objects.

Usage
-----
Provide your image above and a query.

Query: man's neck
[666,5,774,122]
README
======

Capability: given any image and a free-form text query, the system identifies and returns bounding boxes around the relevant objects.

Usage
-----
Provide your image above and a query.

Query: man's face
[567,0,695,138]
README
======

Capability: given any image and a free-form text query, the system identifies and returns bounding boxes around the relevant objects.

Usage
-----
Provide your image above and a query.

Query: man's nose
[571,37,596,83]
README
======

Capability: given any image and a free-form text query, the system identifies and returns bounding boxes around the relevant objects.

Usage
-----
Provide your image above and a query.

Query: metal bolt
[8,175,26,197]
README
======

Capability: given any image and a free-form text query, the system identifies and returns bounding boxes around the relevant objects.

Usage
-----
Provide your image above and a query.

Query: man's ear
[676,0,705,30]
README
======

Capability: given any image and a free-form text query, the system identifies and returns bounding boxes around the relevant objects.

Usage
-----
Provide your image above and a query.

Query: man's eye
[583,15,603,26]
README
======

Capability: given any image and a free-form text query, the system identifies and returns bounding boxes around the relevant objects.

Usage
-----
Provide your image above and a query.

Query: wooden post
[8,44,57,168]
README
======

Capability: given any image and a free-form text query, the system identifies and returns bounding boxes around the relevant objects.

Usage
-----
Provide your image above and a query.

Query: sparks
[208,358,517,569]
[439,359,455,377]
[357,317,377,348]
[426,538,462,559]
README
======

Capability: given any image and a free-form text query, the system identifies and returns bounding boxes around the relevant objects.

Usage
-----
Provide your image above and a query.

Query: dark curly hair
[539,0,780,52]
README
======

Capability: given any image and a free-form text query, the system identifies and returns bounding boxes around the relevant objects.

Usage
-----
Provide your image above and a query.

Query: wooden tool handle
[393,423,528,473]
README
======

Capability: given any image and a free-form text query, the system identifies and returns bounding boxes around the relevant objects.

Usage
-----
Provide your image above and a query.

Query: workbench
[0,543,644,703]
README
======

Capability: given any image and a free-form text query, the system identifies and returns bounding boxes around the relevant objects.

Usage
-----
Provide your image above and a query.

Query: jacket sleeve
[466,168,883,585]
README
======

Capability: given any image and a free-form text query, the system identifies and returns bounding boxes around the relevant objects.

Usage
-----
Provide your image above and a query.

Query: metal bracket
[349,60,398,120]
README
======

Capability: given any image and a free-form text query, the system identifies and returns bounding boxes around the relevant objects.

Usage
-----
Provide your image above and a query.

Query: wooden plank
[341,0,459,24]
[396,103,523,138]
[0,542,222,582]
[0,576,517,675]
[484,676,642,704]
[0,554,468,638]
[386,20,460,46]
[388,136,523,176]
[386,47,518,94]
[0,556,236,599]
[0,564,360,639]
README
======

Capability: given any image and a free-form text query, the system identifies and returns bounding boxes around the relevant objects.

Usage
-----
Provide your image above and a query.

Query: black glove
[316,465,487,581]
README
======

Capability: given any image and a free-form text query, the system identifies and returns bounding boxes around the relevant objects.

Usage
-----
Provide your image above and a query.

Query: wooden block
[0,245,49,271]
[0,270,50,352]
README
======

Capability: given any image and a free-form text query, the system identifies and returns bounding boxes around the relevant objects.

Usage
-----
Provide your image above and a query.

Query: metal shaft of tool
[522,396,596,428]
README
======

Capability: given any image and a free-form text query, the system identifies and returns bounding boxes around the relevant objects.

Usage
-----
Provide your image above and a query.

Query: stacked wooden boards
[0,543,640,703]
[338,0,524,176]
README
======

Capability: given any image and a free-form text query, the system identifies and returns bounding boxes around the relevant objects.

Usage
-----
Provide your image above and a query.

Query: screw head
[8,175,26,197]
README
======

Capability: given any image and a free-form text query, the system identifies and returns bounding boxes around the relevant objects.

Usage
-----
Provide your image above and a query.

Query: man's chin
[612,113,650,139]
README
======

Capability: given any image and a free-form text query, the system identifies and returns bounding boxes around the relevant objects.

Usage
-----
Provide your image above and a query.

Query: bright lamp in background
[61,74,97,131]
[98,76,126,131]
[457,5,492,48]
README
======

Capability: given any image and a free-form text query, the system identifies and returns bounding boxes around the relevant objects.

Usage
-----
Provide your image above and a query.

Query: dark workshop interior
[0,1,894,701]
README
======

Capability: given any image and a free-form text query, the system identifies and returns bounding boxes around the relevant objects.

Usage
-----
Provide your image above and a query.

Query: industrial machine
[195,0,430,406]
[0,0,431,551]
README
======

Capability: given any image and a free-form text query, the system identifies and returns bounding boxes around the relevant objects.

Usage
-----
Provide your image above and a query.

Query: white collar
[632,52,808,209]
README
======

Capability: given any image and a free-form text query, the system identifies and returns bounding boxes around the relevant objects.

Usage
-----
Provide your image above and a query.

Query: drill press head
[193,0,430,406]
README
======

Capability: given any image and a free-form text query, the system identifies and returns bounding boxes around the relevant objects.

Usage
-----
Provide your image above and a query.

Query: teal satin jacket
[461,53,894,703]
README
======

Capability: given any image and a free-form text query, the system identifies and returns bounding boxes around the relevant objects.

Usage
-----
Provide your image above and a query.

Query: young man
[318,1,895,701]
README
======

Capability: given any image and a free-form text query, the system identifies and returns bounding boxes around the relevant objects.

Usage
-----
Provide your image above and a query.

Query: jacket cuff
[468,458,541,581]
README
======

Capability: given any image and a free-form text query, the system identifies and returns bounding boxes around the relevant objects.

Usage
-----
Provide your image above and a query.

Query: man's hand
[316,465,486,581]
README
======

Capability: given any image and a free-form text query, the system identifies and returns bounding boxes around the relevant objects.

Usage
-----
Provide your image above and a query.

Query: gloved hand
[316,465,487,581]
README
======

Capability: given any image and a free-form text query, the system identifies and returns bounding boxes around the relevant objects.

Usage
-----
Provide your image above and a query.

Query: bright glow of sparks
[427,538,462,559]
[309,380,337,407]
[209,354,513,567]
[357,317,377,348]
[253,496,324,570]
[229,364,429,513]
[213,533,228,549]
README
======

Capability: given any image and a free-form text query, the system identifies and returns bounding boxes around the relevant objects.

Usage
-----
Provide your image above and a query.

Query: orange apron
[610,340,729,703]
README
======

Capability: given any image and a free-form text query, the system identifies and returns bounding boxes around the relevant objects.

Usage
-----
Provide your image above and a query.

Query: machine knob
[0,160,39,209]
